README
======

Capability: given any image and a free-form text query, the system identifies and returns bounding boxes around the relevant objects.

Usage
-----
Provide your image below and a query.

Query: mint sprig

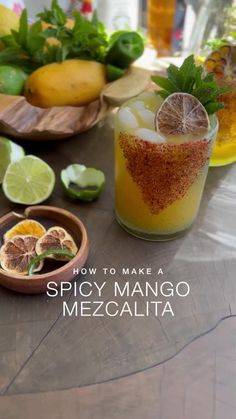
[0,0,109,71]
[151,55,231,115]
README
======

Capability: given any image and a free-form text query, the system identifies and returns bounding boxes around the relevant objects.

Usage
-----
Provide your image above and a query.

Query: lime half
[3,155,55,205]
[0,137,25,183]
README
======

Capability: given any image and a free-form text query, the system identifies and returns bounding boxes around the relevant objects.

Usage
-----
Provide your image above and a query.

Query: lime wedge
[61,164,105,202]
[0,137,25,183]
[3,155,55,205]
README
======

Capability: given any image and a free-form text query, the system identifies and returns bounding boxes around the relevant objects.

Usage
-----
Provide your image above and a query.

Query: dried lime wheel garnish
[35,227,78,261]
[204,44,236,81]
[4,219,46,242]
[0,235,43,275]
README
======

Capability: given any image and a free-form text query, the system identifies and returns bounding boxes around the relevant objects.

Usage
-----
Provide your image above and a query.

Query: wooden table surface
[0,114,236,418]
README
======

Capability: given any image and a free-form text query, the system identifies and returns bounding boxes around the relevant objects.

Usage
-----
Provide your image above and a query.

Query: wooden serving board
[0,93,109,141]
[0,67,151,141]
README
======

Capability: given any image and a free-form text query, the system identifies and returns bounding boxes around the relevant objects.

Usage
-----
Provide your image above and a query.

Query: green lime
[61,164,105,202]
[0,65,27,95]
[0,137,25,183]
[3,155,55,205]
[106,64,126,82]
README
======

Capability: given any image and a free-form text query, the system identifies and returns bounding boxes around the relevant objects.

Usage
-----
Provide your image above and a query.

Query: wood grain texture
[0,94,109,140]
[0,316,236,419]
[0,115,235,416]
[0,67,150,140]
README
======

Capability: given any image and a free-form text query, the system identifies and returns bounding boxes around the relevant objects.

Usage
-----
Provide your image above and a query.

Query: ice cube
[117,107,139,131]
[138,92,164,112]
[129,100,145,111]
[135,128,165,144]
[135,109,155,129]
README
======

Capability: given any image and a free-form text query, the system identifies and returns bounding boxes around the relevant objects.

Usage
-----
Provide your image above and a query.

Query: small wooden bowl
[0,206,89,294]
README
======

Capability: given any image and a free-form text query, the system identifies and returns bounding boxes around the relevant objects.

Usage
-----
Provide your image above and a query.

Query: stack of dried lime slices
[204,45,236,81]
[0,220,78,276]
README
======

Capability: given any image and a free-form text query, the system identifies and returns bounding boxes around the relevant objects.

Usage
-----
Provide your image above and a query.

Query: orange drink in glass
[115,92,218,241]
[147,0,176,56]
[204,44,236,166]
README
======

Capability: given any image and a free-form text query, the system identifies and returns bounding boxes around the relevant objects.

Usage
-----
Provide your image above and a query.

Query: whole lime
[0,65,27,95]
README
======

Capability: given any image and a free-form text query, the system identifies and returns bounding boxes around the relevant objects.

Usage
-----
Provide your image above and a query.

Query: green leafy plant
[0,0,109,72]
[205,32,236,51]
[151,55,231,114]
[205,38,230,50]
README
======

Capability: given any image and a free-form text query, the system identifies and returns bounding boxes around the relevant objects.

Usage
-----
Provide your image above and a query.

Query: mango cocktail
[115,92,218,240]
[204,44,236,166]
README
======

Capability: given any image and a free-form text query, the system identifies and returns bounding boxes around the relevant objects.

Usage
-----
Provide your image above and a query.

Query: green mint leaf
[192,86,217,105]
[91,10,99,26]
[205,102,225,114]
[217,85,233,95]
[53,0,67,26]
[203,73,214,83]
[28,21,45,53]
[206,38,229,50]
[178,55,196,92]
[167,63,181,86]
[0,34,18,48]
[156,90,170,99]
[151,75,178,93]
[194,65,203,88]
[0,1,110,68]
[18,9,28,49]
[42,27,58,39]
[152,54,231,114]
[38,0,66,26]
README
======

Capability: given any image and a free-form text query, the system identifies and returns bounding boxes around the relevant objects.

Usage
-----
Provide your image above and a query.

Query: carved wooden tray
[0,94,108,141]
[0,67,150,141]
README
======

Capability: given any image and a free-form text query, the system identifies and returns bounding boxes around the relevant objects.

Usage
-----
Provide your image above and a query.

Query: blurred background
[2,0,236,57]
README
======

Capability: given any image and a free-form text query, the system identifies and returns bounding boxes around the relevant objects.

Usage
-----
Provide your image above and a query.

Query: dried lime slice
[0,137,25,184]
[0,235,43,275]
[4,219,46,242]
[61,164,105,202]
[35,227,78,261]
[155,92,210,136]
[2,155,55,205]
[204,44,236,81]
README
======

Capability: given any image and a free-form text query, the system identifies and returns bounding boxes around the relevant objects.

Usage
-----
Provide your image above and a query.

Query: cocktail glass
[210,82,236,166]
[115,93,218,241]
[147,0,176,56]
[204,45,236,166]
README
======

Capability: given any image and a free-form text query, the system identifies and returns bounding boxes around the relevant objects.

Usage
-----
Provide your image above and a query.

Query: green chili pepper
[61,164,105,202]
[27,249,74,276]
[106,64,126,82]
[106,32,144,69]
